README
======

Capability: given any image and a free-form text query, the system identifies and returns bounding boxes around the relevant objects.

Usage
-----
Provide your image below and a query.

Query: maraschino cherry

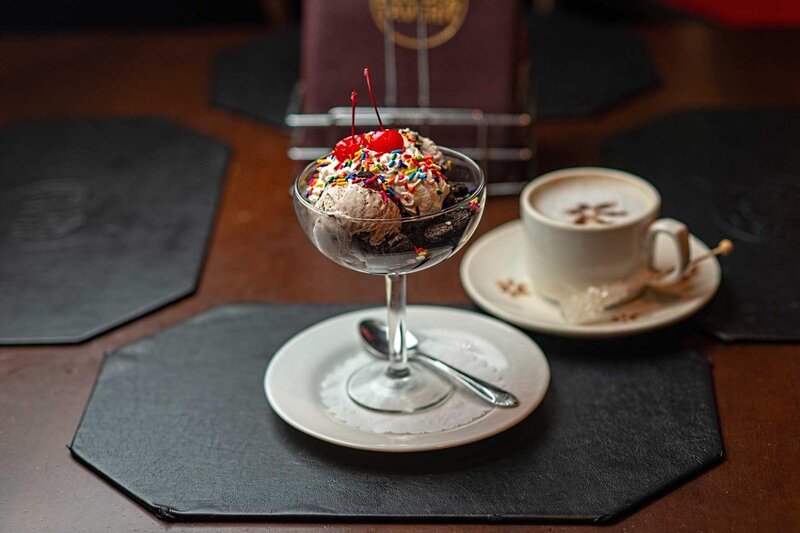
[334,90,364,161]
[363,68,404,153]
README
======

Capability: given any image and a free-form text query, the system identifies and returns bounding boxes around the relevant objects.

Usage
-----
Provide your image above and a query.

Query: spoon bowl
[358,319,519,408]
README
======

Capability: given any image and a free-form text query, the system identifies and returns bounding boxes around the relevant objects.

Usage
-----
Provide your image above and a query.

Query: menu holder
[0,117,228,344]
[602,109,800,341]
[71,303,723,523]
[209,10,659,132]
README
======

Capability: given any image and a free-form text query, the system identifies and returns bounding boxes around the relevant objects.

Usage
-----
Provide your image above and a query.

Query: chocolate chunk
[380,233,414,253]
[451,182,470,199]
[402,220,427,245]
[448,208,472,231]
[423,222,454,245]
[422,209,474,246]
[442,182,471,208]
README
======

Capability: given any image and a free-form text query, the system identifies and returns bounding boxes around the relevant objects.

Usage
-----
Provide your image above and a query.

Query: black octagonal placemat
[0,117,229,344]
[212,26,299,126]
[71,303,723,524]
[527,12,658,118]
[210,14,657,125]
[603,109,800,342]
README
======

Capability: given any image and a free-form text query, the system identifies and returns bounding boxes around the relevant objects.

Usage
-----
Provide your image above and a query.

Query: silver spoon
[358,319,519,408]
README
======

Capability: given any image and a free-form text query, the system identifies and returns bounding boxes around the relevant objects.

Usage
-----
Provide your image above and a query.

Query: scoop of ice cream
[315,184,401,245]
[370,130,450,215]
[396,176,450,215]
[305,128,450,216]
[417,132,445,166]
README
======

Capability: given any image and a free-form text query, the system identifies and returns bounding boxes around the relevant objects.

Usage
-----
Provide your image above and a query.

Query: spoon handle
[415,351,519,408]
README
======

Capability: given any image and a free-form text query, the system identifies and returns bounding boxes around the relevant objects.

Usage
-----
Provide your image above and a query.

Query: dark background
[4,0,798,33]
[0,0,678,32]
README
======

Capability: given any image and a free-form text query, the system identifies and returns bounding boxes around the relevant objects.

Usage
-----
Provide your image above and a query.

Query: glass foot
[346,360,454,414]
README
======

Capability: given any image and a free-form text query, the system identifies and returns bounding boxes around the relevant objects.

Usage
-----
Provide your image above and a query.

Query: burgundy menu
[301,0,523,114]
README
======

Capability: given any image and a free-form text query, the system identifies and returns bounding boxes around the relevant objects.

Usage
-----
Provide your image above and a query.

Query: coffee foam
[529,173,652,226]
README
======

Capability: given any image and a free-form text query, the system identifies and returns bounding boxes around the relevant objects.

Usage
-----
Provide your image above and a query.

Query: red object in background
[659,0,800,27]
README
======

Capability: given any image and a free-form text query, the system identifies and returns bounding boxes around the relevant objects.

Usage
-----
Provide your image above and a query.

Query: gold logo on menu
[369,0,469,50]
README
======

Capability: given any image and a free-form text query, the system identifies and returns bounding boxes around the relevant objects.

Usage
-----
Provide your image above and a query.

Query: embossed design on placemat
[710,176,800,246]
[0,179,97,251]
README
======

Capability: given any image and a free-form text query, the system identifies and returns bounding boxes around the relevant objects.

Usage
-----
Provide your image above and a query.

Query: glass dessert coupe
[293,148,486,414]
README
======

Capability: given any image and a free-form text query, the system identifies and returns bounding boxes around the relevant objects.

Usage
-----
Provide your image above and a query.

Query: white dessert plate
[264,306,550,452]
[460,220,721,338]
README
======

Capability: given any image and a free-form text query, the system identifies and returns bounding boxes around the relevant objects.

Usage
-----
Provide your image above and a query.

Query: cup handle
[647,218,690,286]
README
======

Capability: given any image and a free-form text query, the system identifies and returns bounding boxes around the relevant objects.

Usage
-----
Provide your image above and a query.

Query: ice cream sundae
[290,68,487,414]
[294,69,483,274]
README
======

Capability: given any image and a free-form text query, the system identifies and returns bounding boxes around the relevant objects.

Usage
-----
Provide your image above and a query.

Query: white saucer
[460,220,721,338]
[264,306,550,452]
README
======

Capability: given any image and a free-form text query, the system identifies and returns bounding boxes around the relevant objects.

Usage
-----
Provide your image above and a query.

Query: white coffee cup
[520,167,690,302]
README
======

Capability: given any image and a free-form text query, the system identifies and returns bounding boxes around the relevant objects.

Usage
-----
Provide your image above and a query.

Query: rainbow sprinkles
[306,129,452,216]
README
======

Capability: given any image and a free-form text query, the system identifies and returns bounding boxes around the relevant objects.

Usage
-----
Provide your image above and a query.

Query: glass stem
[385,274,409,379]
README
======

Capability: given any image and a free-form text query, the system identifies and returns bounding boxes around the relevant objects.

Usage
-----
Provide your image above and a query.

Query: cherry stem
[350,90,358,138]
[363,68,385,130]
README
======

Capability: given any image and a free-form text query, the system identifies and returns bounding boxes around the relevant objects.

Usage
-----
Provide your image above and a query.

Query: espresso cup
[520,167,690,302]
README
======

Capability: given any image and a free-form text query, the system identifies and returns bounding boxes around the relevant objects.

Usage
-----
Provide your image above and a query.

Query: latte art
[565,201,628,225]
[529,173,651,226]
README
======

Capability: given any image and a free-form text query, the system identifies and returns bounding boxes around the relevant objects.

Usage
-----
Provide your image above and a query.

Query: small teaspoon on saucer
[358,319,519,408]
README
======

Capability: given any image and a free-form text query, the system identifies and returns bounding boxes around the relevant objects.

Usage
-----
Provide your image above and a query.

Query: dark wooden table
[1,22,799,532]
